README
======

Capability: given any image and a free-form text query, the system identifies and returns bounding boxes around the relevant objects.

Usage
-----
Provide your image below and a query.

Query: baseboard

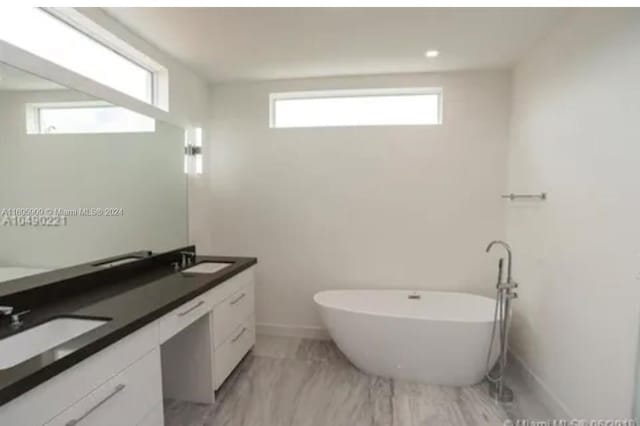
[509,351,573,419]
[257,323,330,340]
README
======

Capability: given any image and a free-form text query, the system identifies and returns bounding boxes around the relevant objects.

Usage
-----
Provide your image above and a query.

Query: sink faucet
[180,251,196,267]
[0,306,30,329]
[10,310,30,329]
[485,240,516,288]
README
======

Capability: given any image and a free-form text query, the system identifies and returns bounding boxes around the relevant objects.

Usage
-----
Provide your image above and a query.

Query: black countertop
[0,250,257,406]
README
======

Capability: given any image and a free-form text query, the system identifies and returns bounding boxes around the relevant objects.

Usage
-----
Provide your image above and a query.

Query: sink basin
[182,262,231,274]
[0,317,108,369]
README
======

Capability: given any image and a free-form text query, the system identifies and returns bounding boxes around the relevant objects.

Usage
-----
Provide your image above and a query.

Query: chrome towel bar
[501,192,547,201]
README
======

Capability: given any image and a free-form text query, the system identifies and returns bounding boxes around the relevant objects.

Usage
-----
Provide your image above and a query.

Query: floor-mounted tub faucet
[485,240,518,402]
[486,240,513,285]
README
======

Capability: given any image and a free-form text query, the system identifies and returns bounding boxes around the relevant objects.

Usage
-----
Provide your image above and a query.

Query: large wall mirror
[0,62,187,283]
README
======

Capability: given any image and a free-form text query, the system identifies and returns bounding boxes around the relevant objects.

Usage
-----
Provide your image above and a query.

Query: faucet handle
[498,280,518,291]
[0,306,13,316]
[10,310,30,328]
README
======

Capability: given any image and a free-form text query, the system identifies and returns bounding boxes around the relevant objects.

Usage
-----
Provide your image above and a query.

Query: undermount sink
[182,262,231,274]
[0,317,108,370]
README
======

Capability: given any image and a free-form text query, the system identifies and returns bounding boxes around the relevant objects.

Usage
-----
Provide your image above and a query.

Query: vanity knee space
[160,267,256,402]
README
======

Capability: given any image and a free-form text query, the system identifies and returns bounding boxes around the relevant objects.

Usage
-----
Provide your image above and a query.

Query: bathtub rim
[313,289,497,324]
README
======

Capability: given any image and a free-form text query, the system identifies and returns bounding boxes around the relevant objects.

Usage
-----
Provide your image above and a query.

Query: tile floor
[164,335,552,426]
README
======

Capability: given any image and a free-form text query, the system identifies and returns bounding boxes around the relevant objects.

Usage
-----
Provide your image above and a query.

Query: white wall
[507,9,640,418]
[189,71,511,334]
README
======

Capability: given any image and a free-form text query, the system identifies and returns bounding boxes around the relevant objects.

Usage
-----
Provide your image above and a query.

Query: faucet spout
[486,240,513,284]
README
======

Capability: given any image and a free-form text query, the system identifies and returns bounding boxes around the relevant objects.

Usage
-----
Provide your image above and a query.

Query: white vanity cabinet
[0,323,161,426]
[209,269,256,388]
[0,265,256,426]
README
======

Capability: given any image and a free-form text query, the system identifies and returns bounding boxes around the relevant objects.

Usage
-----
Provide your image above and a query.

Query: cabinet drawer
[214,315,255,389]
[212,282,254,348]
[159,295,213,343]
[45,348,162,426]
[207,268,255,307]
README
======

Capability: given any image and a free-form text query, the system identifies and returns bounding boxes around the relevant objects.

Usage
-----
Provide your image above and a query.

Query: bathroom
[0,4,638,426]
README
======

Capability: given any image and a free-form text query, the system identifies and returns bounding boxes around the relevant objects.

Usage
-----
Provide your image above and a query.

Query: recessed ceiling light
[425,50,440,58]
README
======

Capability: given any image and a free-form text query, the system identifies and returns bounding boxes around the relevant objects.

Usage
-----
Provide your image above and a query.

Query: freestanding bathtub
[314,289,498,386]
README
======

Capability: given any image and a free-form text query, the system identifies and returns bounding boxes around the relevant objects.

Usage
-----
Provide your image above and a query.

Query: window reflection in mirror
[0,62,187,284]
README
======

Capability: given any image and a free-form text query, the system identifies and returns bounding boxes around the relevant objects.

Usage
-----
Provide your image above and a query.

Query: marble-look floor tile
[289,360,392,426]
[503,365,554,421]
[207,356,315,426]
[369,376,394,426]
[253,334,301,360]
[295,338,350,365]
[391,381,468,426]
[165,335,549,426]
[459,384,510,426]
[164,398,217,426]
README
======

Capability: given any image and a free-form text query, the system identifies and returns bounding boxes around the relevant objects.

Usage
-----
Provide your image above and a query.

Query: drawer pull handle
[231,327,247,343]
[65,383,126,426]
[178,300,205,317]
[230,293,246,305]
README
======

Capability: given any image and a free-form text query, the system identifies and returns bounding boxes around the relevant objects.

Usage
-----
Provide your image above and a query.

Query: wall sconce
[184,127,203,175]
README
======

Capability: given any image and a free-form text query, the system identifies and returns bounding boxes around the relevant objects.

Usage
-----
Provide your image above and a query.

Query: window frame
[46,8,166,108]
[269,87,443,129]
[25,100,156,135]
[0,7,168,109]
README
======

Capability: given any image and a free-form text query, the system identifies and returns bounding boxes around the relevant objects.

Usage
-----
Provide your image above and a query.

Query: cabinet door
[45,349,162,426]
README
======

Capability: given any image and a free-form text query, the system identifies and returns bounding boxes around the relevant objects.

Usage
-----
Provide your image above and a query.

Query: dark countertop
[0,252,257,406]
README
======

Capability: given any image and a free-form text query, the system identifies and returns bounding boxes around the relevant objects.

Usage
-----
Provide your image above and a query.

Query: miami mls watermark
[504,420,637,426]
[1,207,124,227]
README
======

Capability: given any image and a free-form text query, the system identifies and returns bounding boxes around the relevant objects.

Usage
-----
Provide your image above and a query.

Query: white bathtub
[314,289,498,386]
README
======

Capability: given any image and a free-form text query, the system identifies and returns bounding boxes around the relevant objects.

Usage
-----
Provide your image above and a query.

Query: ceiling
[104,8,569,83]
